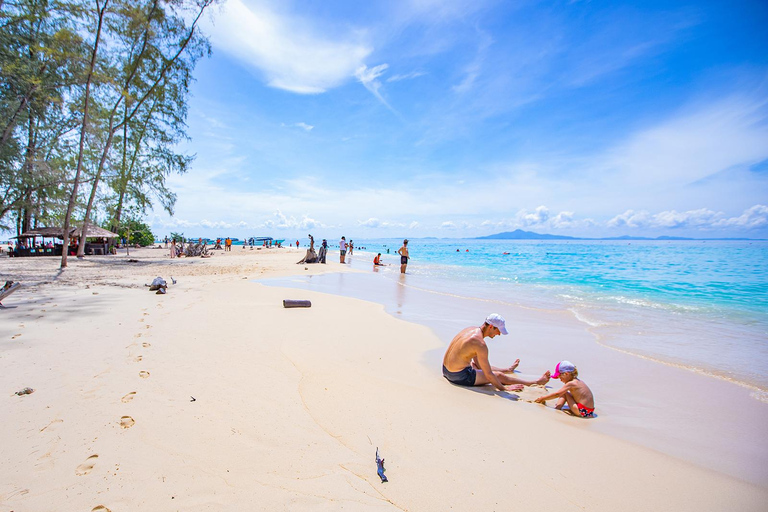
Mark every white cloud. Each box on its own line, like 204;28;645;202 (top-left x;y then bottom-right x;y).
282;122;314;131
157;217;245;231
358;217;380;228
200;219;234;229
516;205;550;226
409;221;420;229
357;217;406;228
387;71;426;82
652;208;721;228
606;210;654;229
262;210;323;230
602;96;768;188
714;204;768;229
551;211;579;228
355;64;396;111
206;0;371;94
440;221;457;229
607;205;768;231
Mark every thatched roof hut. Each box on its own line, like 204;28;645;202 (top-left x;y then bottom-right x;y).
16;225;119;239
69;225;119;238
15;227;65;238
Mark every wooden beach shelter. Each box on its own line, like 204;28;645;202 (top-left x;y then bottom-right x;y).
69;225;119;255
12;225;118;257
13;227;66;256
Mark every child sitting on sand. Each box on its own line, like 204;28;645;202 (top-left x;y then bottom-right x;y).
534;360;595;418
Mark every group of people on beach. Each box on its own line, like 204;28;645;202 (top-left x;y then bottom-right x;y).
443;313;595;418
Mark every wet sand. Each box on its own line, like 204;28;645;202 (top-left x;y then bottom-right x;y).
263;261;768;487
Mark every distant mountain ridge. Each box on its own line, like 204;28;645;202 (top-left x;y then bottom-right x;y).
475;229;758;241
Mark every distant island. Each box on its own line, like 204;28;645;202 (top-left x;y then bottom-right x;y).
475;229;760;241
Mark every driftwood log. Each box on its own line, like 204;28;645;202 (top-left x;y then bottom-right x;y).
283;299;312;308
0;281;21;307
184;242;209;257
297;249;318;264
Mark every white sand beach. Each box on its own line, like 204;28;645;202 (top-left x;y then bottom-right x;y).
1;247;766;511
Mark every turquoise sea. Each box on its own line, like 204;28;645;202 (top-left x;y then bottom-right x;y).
312;238;768;395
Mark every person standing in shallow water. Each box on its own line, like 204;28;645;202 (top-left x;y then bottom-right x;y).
397;239;409;273
339;236;347;264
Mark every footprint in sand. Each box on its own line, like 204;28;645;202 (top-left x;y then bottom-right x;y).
121;392;136;403
145;325;152;329
76;454;98;475
92;506;112;512
133;355;143;362
139;371;150;378
11;334;22;339
142;342;151;348
134;333;142;338
120;416;135;429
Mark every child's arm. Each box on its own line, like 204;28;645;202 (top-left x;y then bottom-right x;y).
534;382;574;403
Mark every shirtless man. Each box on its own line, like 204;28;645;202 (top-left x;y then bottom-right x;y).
397;239;409;273
442;313;551;391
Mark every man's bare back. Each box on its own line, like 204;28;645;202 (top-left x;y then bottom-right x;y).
443;326;504;372
442;315;550;392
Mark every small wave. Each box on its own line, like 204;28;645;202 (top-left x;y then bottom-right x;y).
591;333;768;403
600;295;702;313
568;308;609;327
558;293;585;302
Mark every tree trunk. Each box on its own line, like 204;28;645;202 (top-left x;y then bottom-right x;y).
77;122;115;257
77;0;210;258
21;115;35;234
60;0;109;269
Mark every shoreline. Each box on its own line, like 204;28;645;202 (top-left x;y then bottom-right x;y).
261;254;768;487
343;245;768;394
1;247;766;510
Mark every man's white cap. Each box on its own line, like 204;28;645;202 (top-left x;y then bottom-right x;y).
485;313;508;335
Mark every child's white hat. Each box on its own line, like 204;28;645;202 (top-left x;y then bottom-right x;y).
551;360;576;378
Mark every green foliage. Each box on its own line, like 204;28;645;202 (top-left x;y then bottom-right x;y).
0;0;215;238
115;218;155;246
169;231;184;243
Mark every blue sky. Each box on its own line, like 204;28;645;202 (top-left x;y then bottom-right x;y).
149;0;768;239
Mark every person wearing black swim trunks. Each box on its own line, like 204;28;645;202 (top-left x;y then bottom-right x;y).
397;239;409;274
442;314;552;391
